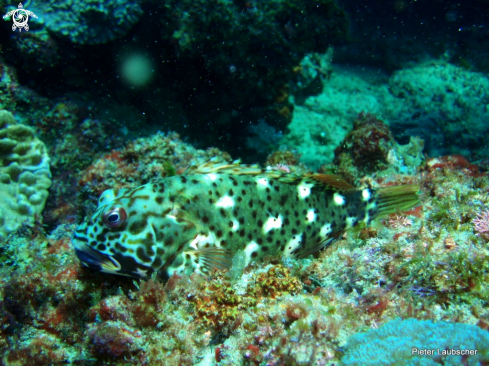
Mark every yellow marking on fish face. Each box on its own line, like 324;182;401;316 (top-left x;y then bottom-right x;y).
244;241;259;266
263;215;283;233
284;234;302;256
362;189;371;201
320;223;332;238
297;181;313;199
215;195;234;208
306;209;316;222
333;193;345;205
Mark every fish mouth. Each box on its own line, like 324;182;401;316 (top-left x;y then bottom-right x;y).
72;240;122;275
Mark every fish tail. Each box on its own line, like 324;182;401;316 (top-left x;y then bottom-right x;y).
374;185;421;217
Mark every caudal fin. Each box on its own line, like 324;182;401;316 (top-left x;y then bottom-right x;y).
375;185;421;217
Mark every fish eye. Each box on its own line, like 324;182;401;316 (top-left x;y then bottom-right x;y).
103;207;127;228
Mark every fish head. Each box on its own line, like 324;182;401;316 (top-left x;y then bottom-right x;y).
71;185;183;278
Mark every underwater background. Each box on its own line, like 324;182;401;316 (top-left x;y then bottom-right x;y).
1;0;489;364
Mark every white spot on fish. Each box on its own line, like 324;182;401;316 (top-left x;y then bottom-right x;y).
346;217;357;229
256;177;269;188
205;173;218;181
333;193;345;205
263;215;283;233
297;181;314;199
231;219;239;231
362;189;371;201
215;195;234;208
284;234;302;256
189;233;216;250
320;223;332;238
244;241;259;266
306;209;316;222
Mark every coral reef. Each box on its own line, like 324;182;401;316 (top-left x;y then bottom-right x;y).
282;60;489;169
0;148;489;364
27;0;143;44
0;110;51;239
341;318;489;366
76;131;231;215
158;0;348;102
388;62;489;157
334;113;424;184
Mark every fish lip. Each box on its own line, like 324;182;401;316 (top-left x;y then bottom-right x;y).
72;241;121;274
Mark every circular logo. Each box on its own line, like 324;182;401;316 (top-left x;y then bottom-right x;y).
12;8;29;30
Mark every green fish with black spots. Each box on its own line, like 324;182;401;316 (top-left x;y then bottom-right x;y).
72;161;420;279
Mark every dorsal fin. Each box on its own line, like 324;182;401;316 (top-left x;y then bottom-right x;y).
184;161;355;192
306;174;356;191
184;159;262;175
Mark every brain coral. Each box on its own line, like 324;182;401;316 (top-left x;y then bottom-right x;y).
28;0;142;44
0;110;51;239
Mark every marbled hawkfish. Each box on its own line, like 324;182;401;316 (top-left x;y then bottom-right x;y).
72;161;420;279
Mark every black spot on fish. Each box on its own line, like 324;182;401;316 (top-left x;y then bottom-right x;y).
239;217;245;224
242;189;246;195
257;220;263;227
266;187;270;193
292;229;298;235
192;179;199;184
212;182;217;187
252;211;257;219
202;216;209;223
238;197;243;202
220;240;227;247
262;246;269;252
267;236;273;243
251;251;258;258
229;189;234;196
294;211;299;218
152;256;163;269
239;229;245;237
248;233;253;240
209;198;214;204
284;218;290;226
229;221;234;227
164;237;174;246
96;228;109;242
257;238;263;245
296;219;300;226
216;230;223;238
156;196;164;204
220;208;226;217
267;195;271;201
249;200;254;208
137;247;151;263
181;176;187;184
210;225;215;231
97;244;106;251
